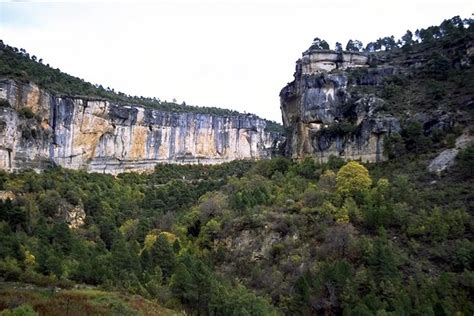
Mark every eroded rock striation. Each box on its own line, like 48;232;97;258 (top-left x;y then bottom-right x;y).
0;78;280;174
280;49;400;162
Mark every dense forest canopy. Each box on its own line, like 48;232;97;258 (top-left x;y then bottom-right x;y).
0;148;472;314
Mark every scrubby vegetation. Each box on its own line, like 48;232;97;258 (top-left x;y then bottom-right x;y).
0;146;472;314
311;15;473;53
0;283;177;315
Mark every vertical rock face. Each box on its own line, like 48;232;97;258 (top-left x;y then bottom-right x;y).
0;79;280;174
280;49;400;162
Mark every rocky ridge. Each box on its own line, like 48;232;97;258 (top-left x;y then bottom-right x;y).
0;78;281;174
280;49;401;162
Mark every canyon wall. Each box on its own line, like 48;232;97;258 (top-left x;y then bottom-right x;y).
0;79;280;174
280;49;400;162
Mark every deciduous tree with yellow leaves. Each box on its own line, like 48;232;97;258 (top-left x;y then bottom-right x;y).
336;161;372;197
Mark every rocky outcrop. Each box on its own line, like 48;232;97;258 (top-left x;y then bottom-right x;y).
0;79;281;174
428;132;473;174
63;205;86;229
280;49;400;162
299;49;369;74
0;190;15;201
221;227;299;262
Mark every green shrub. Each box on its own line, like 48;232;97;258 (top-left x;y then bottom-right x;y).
457;144;474;178
92;296;138;315
228;175;273;210
381;82;402;99
18;107;35;119
401;121;432;154
424;53;451;80
383;133;406;159
0;304;38;316
452;239;474;271
426;79;446;100
0;257;22;281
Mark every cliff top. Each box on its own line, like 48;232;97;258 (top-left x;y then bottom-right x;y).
302;48;368;56
0;41;284;133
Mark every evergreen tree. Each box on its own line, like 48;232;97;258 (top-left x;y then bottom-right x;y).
346;39;364;52
310;37;330;50
367;229;400;281
150;235;176;279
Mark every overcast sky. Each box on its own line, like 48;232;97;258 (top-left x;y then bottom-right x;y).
1;0;472;122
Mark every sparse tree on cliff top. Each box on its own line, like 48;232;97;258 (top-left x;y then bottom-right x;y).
310;37;330;50
365;42;376;52
346;39;364;52
383;36;398;50
402;30;414;46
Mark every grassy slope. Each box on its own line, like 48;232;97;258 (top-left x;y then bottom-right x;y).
0;282;181;316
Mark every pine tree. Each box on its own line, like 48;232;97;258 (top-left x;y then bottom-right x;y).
150;235;176;279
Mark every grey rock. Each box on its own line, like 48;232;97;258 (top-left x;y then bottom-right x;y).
0;78;282;174
428;148;459;174
428;132;473;174
280;50;400;162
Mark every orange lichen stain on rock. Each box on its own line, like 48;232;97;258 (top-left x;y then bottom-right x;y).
41;119;50;130
195;130;215;157
74;114;113;159
130;126;147;159
25;85;41;113
74;132;104;160
80;111;110;133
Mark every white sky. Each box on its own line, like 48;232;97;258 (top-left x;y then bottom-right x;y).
0;0;472;122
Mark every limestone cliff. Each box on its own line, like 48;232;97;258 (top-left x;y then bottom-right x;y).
280;49;400;162
0;78;280;174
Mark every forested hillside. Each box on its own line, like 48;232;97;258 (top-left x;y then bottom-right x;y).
1;147;472;314
0;16;473;316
